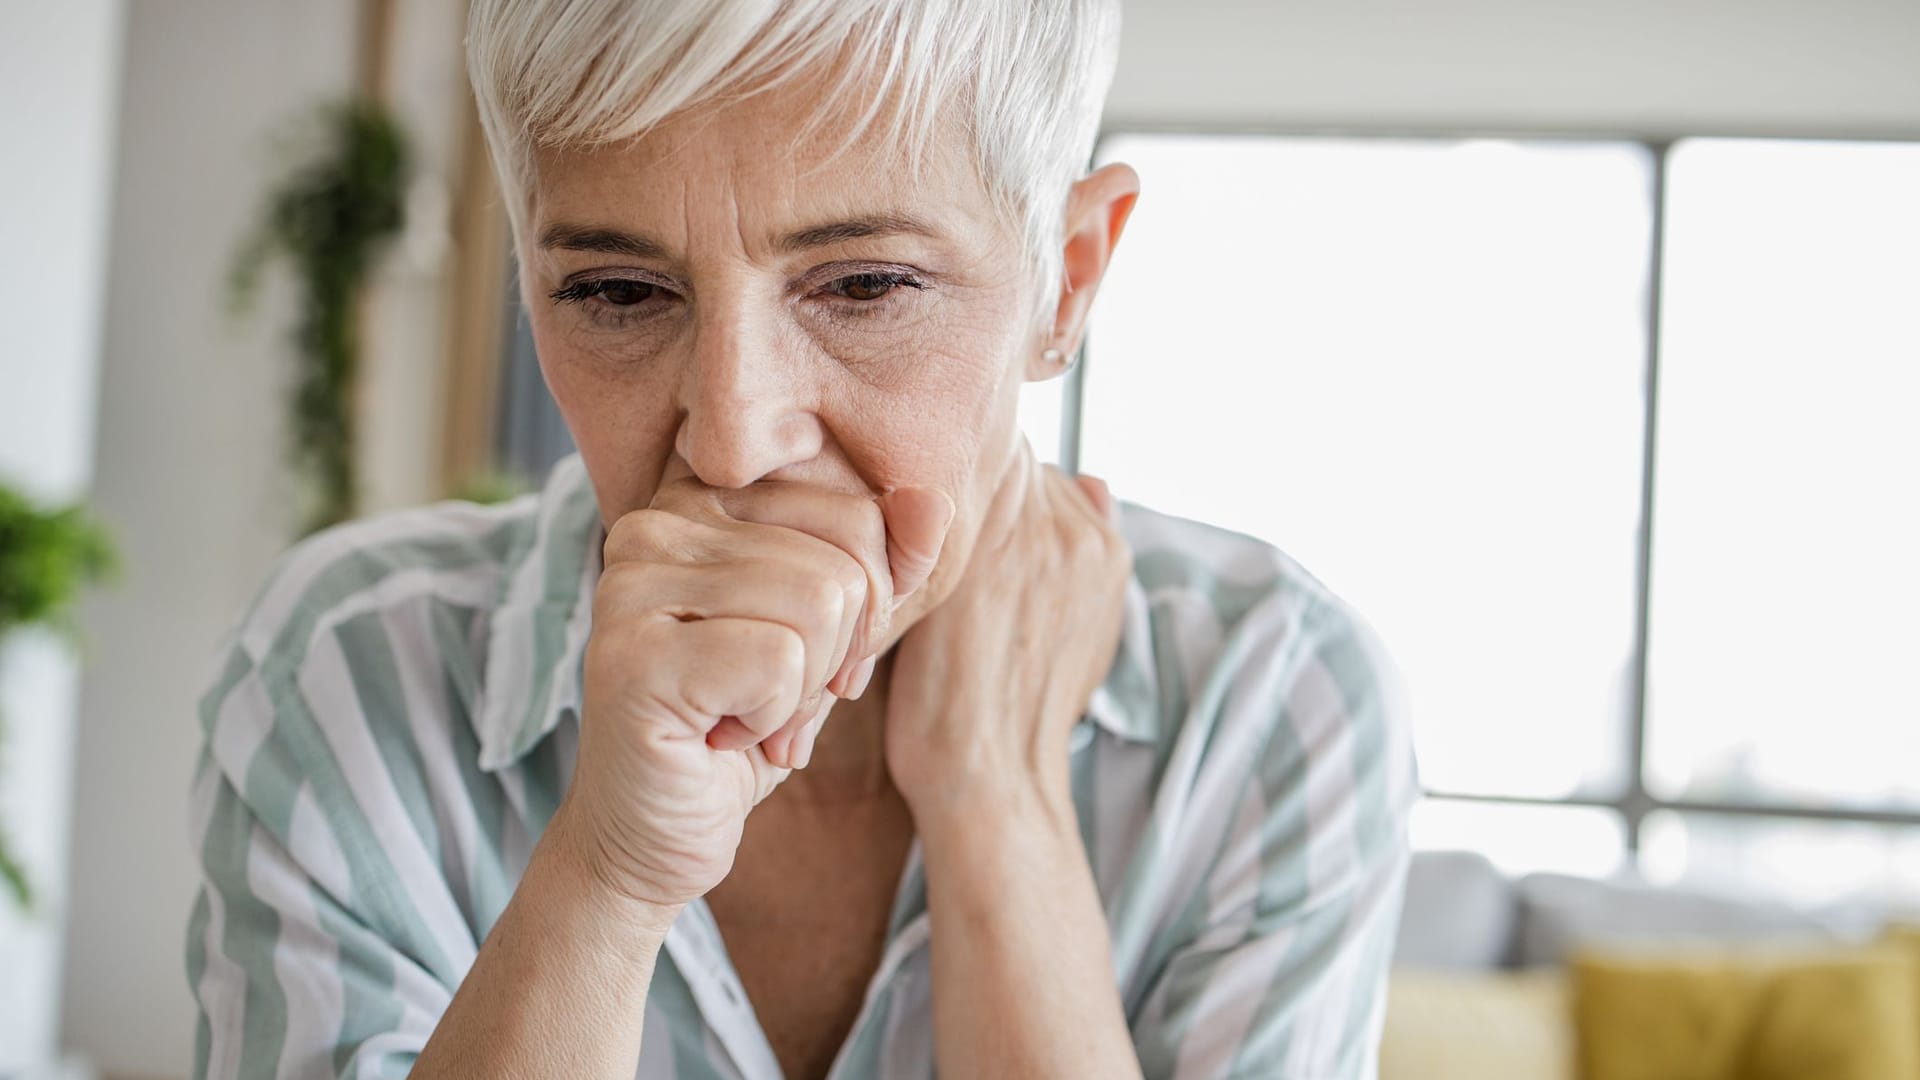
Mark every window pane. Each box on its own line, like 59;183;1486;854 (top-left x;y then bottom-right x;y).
1084;135;1652;799
1413;799;1627;879
1017;375;1066;468
1646;140;1920;811
1642;810;1920;910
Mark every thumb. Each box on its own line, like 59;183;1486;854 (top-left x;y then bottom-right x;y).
876;486;956;601
1073;473;1112;516
1073;472;1120;525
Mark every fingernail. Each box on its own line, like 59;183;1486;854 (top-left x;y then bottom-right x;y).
850;654;878;698
795;727;817;769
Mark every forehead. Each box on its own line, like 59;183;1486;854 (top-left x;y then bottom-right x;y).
527;72;1003;252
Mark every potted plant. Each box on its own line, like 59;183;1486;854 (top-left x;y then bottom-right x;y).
0;481;115;910
229;98;411;537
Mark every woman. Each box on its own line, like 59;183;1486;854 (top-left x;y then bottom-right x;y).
187;2;1416;1077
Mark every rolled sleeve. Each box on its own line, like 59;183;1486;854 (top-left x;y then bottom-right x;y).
185;646;461;1080
1132;602;1417;1079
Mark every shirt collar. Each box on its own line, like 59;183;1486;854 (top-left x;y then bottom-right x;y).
475;454;603;772
1082;564;1164;745
474;458;1164;771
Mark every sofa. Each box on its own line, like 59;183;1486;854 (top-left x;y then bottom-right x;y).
1382;851;1911;1079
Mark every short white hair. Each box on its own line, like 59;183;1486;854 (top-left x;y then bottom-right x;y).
465;0;1122;295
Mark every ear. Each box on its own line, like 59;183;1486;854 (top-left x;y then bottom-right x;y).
1026;162;1141;381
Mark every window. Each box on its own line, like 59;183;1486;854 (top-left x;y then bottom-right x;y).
1055;133;1920;896
1413;800;1627;881
1642;812;1920;912
1075;135;1653;803
1645;140;1920;815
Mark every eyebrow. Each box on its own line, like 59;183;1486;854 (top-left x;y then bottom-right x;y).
775;212;942;253
537;212;942;261
537;223;669;260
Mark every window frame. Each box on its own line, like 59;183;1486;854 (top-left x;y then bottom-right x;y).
1079;127;1920;861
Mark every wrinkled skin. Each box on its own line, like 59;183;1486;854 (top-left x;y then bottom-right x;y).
521;74;1139;909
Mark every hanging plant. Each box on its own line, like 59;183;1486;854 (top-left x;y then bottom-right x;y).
0;481;116;910
229;99;411;536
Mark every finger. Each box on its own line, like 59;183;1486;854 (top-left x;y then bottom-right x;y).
714;483;889;692
1073;473;1114;518
597;557;851;706
876;486;956;601
792;695;834;769
602;504;729;569
743;744;793;807
845;653;878;700
611;616;805;745
759;693;834;768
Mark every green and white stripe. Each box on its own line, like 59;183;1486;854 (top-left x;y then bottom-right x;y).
187;453;1417;1079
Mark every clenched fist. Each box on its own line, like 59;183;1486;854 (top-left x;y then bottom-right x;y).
551;474;954;912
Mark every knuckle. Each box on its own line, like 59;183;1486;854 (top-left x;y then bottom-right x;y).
584;617;656;674
765;623;808;683
594;560;668;618
854;498;887;548
804;574;844;618
836;556;870;603
605;508;699;564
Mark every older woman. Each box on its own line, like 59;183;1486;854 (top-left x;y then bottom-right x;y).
187;2;1415;1078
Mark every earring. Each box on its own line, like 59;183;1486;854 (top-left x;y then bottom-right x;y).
1042;347;1070;369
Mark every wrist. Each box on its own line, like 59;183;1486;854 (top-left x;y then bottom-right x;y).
895;724;1077;827
535;804;685;948
912;776;1079;862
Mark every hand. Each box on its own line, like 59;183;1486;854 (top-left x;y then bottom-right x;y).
555;476;951;912
884;443;1131;816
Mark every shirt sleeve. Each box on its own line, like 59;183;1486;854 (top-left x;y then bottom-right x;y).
184;638;470;1080
1129;597;1417;1080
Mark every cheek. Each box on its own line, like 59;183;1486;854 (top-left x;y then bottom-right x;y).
820;292;1028;492
529;309;683;511
821;300;1031;636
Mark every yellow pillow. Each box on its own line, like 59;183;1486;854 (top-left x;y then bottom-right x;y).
1878;921;1920;1001
1571;943;1920;1080
1379;970;1574;1080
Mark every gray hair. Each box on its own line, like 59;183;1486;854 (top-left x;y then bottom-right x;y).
465;0;1122;295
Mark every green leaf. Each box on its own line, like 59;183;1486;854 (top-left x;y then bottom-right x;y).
227;97;414;537
0;821;31;911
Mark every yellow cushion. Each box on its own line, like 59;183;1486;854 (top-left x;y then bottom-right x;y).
1379;969;1574;1080
1878;923;1920;953
1571;943;1920;1080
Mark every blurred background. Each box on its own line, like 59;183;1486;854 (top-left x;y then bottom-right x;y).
2;1;1917;1078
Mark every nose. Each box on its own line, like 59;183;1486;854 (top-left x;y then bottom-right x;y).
673;307;823;489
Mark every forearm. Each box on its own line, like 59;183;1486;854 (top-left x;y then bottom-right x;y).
918;784;1144;1080
411;807;678;1079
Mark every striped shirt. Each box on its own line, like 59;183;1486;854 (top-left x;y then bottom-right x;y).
186;452;1418;1079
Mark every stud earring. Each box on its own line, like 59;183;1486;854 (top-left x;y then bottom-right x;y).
1042;347;1069;368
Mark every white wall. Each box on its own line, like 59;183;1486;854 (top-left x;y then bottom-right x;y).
0;2;124;1073
1108;0;1920;137
51;1;1920;1077
61;4;359;1075
61;0;475;1074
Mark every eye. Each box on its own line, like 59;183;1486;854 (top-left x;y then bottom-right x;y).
824;271;924;302
549;278;660;307
596;280;654;306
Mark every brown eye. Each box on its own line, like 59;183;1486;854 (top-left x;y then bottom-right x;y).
598;280;654;306
833;273;902;301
